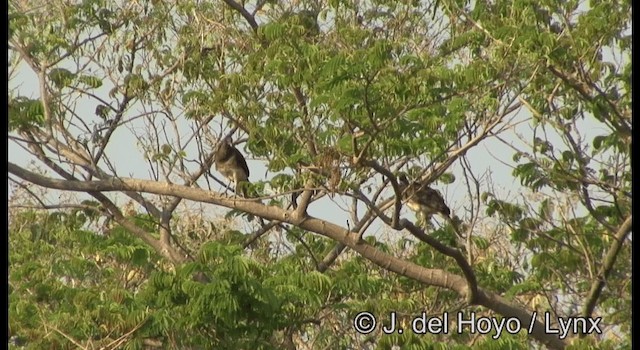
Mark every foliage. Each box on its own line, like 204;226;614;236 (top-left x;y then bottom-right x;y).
8;0;631;348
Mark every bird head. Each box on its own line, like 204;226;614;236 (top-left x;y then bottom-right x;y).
397;173;410;186
222;135;233;146
217;135;233;149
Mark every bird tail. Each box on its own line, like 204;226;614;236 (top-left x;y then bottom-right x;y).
445;214;463;239
237;180;250;198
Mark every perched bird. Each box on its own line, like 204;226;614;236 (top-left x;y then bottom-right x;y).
397;174;451;221
397;174;463;241
214;136;250;197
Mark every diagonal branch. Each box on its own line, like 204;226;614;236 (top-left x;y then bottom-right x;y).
11;151;185;264
363;160;403;229
221;0;259;31
28;130;163;218
546;64;627;127
8;162;571;349
581;215;632;323
317;242;347;272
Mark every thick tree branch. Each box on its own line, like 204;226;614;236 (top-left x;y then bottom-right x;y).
221;0;259;31
28;129;163;218
317;242;347;273
11;150;185;264
8;163;571;349
294;178;315;219
401;219;478;304
581;215;632;322
475;289;567;349
8;163;466;288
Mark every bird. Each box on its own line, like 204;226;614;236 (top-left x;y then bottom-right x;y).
214;136;250;197
397;174;451;221
397;174;464;240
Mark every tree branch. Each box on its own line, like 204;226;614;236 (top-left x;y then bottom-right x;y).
28;129;163;218
363;160;403;229
221;0;259;31
11;152;185;264
7;163;572;349
581;215;632;323
401;219;478;304
317;242;347;273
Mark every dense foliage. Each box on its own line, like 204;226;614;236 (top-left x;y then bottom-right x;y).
9;0;630;348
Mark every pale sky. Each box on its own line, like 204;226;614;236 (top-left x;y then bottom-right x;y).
8;4;628;239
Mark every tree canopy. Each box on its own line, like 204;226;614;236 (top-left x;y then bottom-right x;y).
8;0;631;349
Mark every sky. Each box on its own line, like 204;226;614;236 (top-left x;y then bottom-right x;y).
7;4;631;342
6;55;521;231
8;2;629;242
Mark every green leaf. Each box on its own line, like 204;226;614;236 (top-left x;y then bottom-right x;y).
48;68;75;88
131;248;149;266
260;22;285;42
9;97;45;130
77;75;103;89
438;173;455;184
593;135;606;150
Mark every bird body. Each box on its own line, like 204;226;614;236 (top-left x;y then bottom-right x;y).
397;174;464;240
214;137;250;197
398;174;451;220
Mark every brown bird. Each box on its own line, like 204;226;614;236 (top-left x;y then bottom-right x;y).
214;136;250;197
398;174;451;220
397;174;463;240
